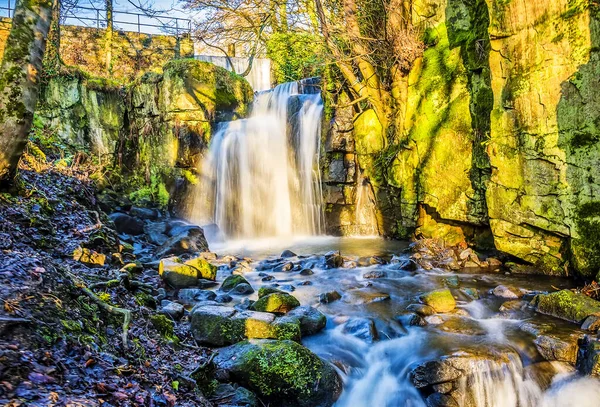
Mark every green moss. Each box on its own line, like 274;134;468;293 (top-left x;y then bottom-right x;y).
221;275;250;291
420;288;456;313
252;293;301;314
135;292;157;308
571;202;600;277
183;257;217;281
149;314;176;339
258;286;284;298
535;289;600;323
61;319;82;333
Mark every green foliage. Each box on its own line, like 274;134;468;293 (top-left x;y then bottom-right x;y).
129;172;170;209
267;32;325;84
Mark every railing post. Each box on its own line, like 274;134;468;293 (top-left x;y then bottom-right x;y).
7;0;11;18
97;9;99;28
137;14;140;33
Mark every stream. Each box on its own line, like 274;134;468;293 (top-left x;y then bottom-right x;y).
208;236;600;407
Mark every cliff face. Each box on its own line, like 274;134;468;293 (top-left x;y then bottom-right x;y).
323;0;600;277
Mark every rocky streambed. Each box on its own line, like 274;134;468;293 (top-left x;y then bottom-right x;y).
121;210;600;407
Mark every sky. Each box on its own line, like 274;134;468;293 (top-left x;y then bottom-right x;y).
0;0;196;35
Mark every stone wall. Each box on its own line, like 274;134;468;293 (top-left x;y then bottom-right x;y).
322;0;600;277
0;21;194;81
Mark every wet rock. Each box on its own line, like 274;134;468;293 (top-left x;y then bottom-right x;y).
411;359;463;388
576;336;600;376
159;301;184;320
499;300;527;312
257;287;284;298
344;290;390;305
156;225;209;258
324;251;344;269
213;339;342;407
231;283;255;295
343;260;358;268
73;246;106;266
396;259;419;271
443;276;459;288
252;293;300;314
198;278;219;289
216;294;233;304
178;288;217;304
221;275;253;293
459;288;479;301
425;315;444;324
534;333;581;363
519;321;555;336
437;317;486;336
286;306;327;336
129;206;159;220
492;285;525;299
275;262;294;272
363;270;387;279
159;257;216;288
420;289;456;313
190;306;301;346
487;257;503;268
110;212;145;235
407;304;436;316
426;393;459;407
343;318;378;343
581;315;600;332
281;250;297;258
300;268;314;276
320;291;342;304
357;256;384;267
534;290;600;323
408;313;427;327
261;275;275;282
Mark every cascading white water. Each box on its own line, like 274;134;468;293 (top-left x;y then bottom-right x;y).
192;82;324;239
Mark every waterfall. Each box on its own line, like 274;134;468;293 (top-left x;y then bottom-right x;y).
192;81;324;239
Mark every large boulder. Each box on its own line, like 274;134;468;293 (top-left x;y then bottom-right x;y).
213;339;342;407
156;225;209;258
286;306;327;336
534;290;600;323
158;256;216;288
221;275;254;294
419;289;456;313
190;305;300;346
324;251;344;269
109;213;145;235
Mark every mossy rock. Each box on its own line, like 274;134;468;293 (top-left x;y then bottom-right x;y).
73;246;106;267
258;286;284;298
221;275;252;292
190;306;301;346
213;339;342;407
252;293;301;314
286;306;327;336
158;257;203;288
419;289;456;313
534;290;600;324
184;257;217;281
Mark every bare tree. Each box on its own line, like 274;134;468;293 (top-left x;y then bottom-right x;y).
315;0;423;135
0;0;55;185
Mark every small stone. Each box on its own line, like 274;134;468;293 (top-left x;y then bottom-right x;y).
343;318;378;343
407;303;436;316
408;313;427;327
221;275;252;292
300;268;314;276
0;233;13;250
492;285;523;299
216;294;233;303
276;262;294;272
258;286;284;298
178;288;217;304
73;246;106;267
443;276;459;288
320;291;342;304
363;270;387;279
262;275;275;282
231;283;255;295
286;306;327;336
281;250;297;258
499;300;526;312
324;251;344;269
534;333;581;363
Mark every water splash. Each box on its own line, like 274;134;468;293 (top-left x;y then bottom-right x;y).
192;82;324;239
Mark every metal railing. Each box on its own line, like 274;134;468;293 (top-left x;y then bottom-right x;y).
0;2;191;36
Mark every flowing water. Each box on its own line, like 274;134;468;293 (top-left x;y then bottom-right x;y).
210;237;600;407
192;82;324;239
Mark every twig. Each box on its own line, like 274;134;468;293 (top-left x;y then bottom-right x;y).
77;210;103;234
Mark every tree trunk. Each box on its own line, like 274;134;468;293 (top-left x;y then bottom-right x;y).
105;0;113;74
43;0;61;70
0;0;54;184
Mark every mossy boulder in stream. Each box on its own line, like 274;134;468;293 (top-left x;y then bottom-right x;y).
213;339;342;407
534;290;600;324
420;289;456;313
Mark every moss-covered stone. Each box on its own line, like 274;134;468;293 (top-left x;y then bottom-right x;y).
213;339;342;407
257;286;284;299
183;257;217;281
420;288;456;313
158;256;214;288
252;293;301;314
220;275;251;292
73;246;106;266
534;290;600;323
149;314;175;339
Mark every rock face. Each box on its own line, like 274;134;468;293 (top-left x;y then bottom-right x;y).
321;0;600;277
213;340;342;407
36;59;253;213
